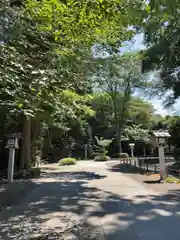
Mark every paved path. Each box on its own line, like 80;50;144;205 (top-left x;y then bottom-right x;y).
0;161;180;239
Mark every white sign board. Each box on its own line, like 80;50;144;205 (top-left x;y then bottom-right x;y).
5;138;19;149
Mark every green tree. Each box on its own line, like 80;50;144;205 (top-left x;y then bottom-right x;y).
94;136;112;157
26;0;147;51
142;1;180;105
0;1;95;169
93;55;146;153
89;92;154;155
129;97;154;129
169;117;180;161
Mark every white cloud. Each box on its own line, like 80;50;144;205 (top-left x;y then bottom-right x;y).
127;34;179;116
120;33;145;52
150;98;171;116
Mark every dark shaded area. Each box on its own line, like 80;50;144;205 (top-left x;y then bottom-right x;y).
41;170;107;180
108;163;145;174
143;180;162;184
0;180;36;212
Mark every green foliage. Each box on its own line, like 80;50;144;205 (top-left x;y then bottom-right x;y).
0;0;96;170
93;136;112;157
130;98;154;129
169;117;180;161
95;136;112;148
2;0;179;168
123;125;149;142
58;157;76;166
91;54;149;153
94;155;110;162
0;0;96;123
26;0;146;52
89;92;153;154
142;1;180;104
165;177;180;184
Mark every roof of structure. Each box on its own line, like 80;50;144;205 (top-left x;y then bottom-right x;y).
152;130;171;138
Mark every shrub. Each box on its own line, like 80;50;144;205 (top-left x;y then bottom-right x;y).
119;153;129;158
165;177;180;184
59;157;76;166
94;155;111;161
111;153;129;158
93;137;113;158
171;162;180;170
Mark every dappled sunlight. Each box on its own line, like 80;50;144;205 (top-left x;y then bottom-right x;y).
1;167;180;239
150;208;173;217
137;215;155;221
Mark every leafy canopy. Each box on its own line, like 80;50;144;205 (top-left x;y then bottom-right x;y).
26;0;147;51
142;1;180;104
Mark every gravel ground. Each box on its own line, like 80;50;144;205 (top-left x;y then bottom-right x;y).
0;180;37;212
2;162;180;240
0;164;105;240
8;216;100;240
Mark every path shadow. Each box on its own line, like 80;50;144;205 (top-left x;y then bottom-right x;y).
109;164;143;174
1;169;180;239
0;180;36;212
143;180;162;184
41;170;107;180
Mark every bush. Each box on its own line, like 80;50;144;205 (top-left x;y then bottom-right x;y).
59;157;76;166
165;177;180;184
171;162;180;170
119;153;129;158
94;155;111;161
111;153;129;158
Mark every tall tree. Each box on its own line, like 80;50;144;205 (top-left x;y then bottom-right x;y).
93;55;145;153
0;0;95;169
142;1;180;105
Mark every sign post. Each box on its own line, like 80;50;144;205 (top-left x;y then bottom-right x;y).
129;143;135;165
153;131;170;181
5;136;19;183
158;138;166;180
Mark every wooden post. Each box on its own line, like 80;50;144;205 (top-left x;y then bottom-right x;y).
165;165;168;177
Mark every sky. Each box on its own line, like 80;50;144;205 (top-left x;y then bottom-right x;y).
122;33;179;116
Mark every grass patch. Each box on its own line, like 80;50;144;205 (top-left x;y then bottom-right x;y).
165;176;180;184
58;157;76;166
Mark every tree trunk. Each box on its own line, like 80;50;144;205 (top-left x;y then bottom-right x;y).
48;128;52;154
119;136;122;154
31;118;40;167
117;127;122;154
42;128;52;161
20;116;31;169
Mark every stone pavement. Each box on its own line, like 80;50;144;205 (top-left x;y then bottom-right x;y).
0;161;180;239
